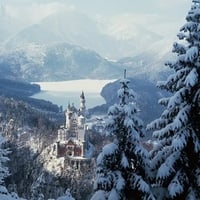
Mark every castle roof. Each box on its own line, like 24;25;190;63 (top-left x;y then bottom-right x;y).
80;91;85;99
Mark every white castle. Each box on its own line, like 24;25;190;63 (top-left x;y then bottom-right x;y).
55;91;89;159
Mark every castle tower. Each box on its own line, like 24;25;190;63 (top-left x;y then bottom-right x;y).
65;103;79;139
65;103;73;129
80;91;86;116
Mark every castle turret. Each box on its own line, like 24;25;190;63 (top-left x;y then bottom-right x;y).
80;91;86;116
65;103;79;139
65;103;73;129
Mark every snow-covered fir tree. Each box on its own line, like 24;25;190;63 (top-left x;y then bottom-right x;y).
0;136;9;187
30;173;45;200
57;189;75;200
91;73;154;200
0;135;24;200
147;1;200;199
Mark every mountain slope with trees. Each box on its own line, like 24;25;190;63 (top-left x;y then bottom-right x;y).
0;43;123;82
92;77;167;127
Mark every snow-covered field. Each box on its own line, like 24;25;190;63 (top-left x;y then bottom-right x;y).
32;79;116;109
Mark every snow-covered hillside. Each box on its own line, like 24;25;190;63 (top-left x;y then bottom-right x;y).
0;40;173;82
0;42;123;81
100;77;168;126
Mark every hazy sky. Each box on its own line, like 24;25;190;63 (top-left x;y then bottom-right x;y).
1;0;191;25
64;0;191;18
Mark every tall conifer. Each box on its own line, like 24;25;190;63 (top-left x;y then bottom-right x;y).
147;1;200;199
92;72;154;200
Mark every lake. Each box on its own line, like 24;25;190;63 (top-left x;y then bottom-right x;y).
31;79;116;109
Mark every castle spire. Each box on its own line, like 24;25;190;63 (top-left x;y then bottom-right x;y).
80;91;85;100
124;69;127;79
80;91;86;115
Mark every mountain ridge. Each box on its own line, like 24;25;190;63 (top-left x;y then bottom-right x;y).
0;42;124;82
3;9;163;59
0;39;173;82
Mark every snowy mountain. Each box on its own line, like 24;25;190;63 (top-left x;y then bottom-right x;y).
118;39;175;81
97;14;163;58
0;39;173;82
0;6;174;83
0;42;123;81
4;9;162;59
0;3;175;83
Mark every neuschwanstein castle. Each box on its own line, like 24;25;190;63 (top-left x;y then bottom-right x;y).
53;92;91;166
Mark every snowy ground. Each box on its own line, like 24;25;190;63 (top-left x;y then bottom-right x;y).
32;79;116;109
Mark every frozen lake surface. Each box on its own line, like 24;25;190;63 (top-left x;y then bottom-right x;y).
32;79;115;109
